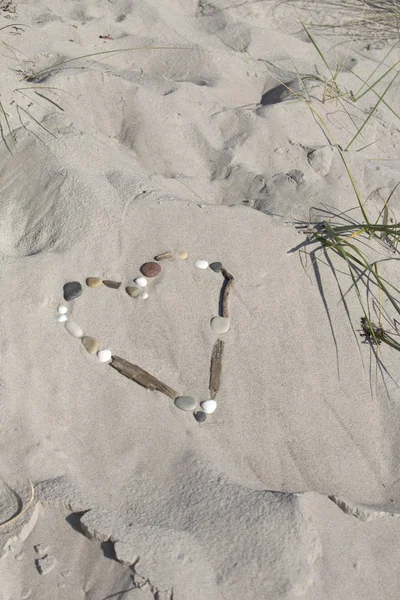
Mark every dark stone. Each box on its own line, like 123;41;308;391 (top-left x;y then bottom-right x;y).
141;262;162;278
194;411;207;423
209;262;222;273
63;281;82;301
103;280;122;289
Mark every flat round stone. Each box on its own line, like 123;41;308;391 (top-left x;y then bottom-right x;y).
63;281;82;301
64;321;83;338
209;262;222;273
195;259;209;269
81;336;100;355
57;305;68;314
194;411;207;423
140;262;161;278
86;277;103;288
200;399;217;414
177;250;188;260
210;316;230;334
174;396;197;412
134;277;148;288
97;349;112;363
57;314;68;323
126;286;140;298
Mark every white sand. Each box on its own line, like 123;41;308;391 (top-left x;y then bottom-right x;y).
1;0;400;598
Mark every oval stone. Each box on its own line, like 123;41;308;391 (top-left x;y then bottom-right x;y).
65;321;83;338
177;250;188;260
155;251;174;261
174;396;197;412
140;262;161;278
57;314;68;323
195;259;209;269
86;277;103;288
134;277;148;287
210;316;230;334
97;349;112;363
57;305;68;314
103;280;122;289
126;286;140;298
200;399;217;414
63;281;82;301
81;336;100;355
194;411;207;423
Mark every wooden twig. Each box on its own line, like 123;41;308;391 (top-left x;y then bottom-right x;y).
209;339;224;399
220;268;234;319
110;356;178;400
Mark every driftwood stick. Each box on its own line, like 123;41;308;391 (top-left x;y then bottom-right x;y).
209;339;224;399
220;268;234;319
110;356;178;400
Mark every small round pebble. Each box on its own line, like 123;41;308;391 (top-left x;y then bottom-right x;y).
142;291;149;300
174;396;197;412
194;411;207;423
140;262;161;278
177;250;188;260
195;259;209;269
209;262;222;273
126;286;140;298
64;320;83;338
86;277;103;288
57;305;68;315
57;314;68;323
63;281;82;301
210;316;230;334
134;277;148;287
97;349;112;363
200;399;217;414
81;336;100;355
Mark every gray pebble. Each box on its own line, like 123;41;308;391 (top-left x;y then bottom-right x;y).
194;411;207;423
174;396;197;412
209;262;222;273
63;281;82;301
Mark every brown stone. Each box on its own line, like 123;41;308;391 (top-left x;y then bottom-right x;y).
86;277;103;288
126;286;140;298
154;251;174;261
103;280;122;289
140;262;161;278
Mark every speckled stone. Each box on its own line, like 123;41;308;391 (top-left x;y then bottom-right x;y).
126;286;140;298
103;280;122;289
195;259;209;269
194;411;207;423
209;262;222;273
86;277;103;288
200;399;217;414
81;336;100;355
97;349;112;363
63;281;82;301
210;316;230;334
65;320;83;338
140;262;161;278
174;396;197;412
177;250;188;260
155;251;174;261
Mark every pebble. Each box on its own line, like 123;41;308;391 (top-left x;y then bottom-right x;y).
86;277;103;288
174;396;197;412
177;250;188;260
195;259;209;269
63;281;82;301
103;280;122;289
57;314;68;323
194;411;207;423
57;305;68;314
81;336;100;355
97;349;112;363
210;316;230;334
135;277;148;287
155;251;174;261
126;286;140;298
65;321;83;338
209;262;222;273
142;291;149;300
140;262;161;278
200;399;217;414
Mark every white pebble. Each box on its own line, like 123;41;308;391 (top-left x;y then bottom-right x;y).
97;349;112;363
57;314;68;323
64;320;83;338
57;305;68;315
142;291;149;300
135;277;148;287
195;259;209;269
200;400;217;414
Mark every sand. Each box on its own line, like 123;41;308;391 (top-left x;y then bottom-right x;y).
1;0;400;598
